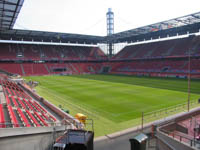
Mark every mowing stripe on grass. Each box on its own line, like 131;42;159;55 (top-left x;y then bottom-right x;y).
24;75;200;122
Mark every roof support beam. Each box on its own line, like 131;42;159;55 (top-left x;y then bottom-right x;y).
191;14;200;19
0;8;20;13
9;0;21;29
174;19;189;25
0;14;17;18
0;0;5;29
0;1;23;6
0;19;12;23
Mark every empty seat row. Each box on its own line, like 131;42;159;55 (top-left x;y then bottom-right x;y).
17;97;27;110
0;43;106;61
110;58;200;75
34;111;48;126
0;104;5;128
1;78;57;128
17;108;31;127
113;36;200;60
7;105;19;127
25;109;41;127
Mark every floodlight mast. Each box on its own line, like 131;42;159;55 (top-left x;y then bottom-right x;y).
107;8;114;57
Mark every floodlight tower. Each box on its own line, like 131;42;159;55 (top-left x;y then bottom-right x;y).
106;8;114;57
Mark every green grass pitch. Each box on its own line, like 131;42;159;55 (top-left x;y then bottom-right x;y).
24;75;200;136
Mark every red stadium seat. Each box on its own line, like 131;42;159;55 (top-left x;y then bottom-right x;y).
11;96;19;107
34;111;48;126
49;114;57;122
34;101;47;113
17;108;31;127
7;105;19;127
23;99;35;111
18;98;27;110
29;100;41;112
0;104;6;128
25;109;41;127
6;95;11;105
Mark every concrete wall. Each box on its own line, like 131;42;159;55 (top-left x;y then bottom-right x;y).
160;123;188;134
157;137;175;150
160;123;177;132
176;124;188;134
0;126;66;150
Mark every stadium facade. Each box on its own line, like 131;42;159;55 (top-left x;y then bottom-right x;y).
0;0;200;150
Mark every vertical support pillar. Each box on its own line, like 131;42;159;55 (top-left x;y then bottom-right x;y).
107;43;113;58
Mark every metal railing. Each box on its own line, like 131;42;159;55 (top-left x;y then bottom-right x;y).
160;129;200;148
143;100;199;126
0;118;94;131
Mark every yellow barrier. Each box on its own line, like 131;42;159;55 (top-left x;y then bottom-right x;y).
75;113;87;124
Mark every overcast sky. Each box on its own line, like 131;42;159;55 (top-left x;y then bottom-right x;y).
14;0;200;36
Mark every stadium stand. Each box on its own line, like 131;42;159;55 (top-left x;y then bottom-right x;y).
0;43;105;76
109;36;200;78
0;36;200;78
113;37;199;60
0;43;106;61
0;79;58;128
1;2;200;149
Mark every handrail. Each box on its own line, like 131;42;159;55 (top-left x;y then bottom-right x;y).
159;128;199;147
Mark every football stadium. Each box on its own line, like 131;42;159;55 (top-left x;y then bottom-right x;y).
0;0;200;150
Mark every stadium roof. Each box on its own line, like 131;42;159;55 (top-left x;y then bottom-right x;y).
0;29;105;44
0;5;200;44
0;0;104;44
0;0;24;30
107;11;200;43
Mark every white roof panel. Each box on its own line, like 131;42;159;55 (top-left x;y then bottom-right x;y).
0;0;24;30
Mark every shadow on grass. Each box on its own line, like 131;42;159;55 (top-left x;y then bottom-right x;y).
73;74;200;95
